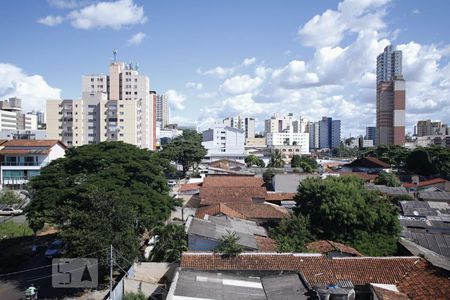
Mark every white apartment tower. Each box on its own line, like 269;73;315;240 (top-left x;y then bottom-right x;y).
264;114;309;154
155;93;169;128
223;115;255;139
47;56;156;149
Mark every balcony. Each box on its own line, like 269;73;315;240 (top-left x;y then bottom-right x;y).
1;162;40;166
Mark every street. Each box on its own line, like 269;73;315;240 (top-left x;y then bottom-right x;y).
0;214;27;225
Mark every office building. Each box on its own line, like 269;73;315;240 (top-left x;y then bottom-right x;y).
415;120;447;137
307;121;320;150
223;115;255;139
365;127;376;142
155;93;169;128
319;117;341;149
0;98;38;131
47;57;156;149
376;45;405;146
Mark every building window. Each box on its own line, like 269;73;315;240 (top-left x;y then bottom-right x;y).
90;78;94;82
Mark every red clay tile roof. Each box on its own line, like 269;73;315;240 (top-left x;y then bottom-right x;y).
180;253;450;299
265;192;296;201
372;285;410;300
196;203;288;220
178;182;202;193
0;149;51;155
1;139;64;148
202;176;264;187
347;156;391;169
402;178;448;188
255;236;278;252
306;240;362;256
339;172;379;182
199;186;267;206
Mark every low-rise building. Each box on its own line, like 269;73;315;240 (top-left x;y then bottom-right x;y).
201;124;246;163
271;173;318;193
0;140;67;189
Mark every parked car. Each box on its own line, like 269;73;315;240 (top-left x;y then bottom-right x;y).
0;207;23;216
45;240;65;259
167;180;177;187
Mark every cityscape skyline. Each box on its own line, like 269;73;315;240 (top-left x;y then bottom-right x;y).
1;0;450;137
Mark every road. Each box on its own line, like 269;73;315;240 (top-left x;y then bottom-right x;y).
0;214;27;224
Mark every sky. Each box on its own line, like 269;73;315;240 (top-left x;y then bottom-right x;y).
1;0;450;137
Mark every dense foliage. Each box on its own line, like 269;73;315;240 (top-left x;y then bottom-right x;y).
269;215;313;252
245;154;265;167
0;190;22;205
262;168;281;184
374;171;401;187
267;149;285;168
160;129;207;176
214;231;244;256
150;223;187;262
290;155;318;173
365;145;450;179
26;142;173;269
294;176;401;256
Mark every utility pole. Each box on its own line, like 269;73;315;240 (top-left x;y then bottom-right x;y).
109;245;113;300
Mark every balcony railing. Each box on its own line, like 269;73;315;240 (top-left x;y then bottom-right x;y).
1;162;39;166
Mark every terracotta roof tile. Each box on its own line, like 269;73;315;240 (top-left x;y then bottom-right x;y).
180;253;450;299
199;186;267;206
402;178;448;188
255;236;278;252
306;240;362;256
178;182;202;193
195;203;289;220
339;172;379;182
1;139;63;148
265;192;296;201
372;286;410;300
202;176;264;187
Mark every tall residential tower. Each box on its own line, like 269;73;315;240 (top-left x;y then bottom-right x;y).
376;45;405;146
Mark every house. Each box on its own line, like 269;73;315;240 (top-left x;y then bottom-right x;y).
185;215;276;252
199;176;267;206
271;173;318;193
305;240;362;257
179;252;450;300
177;182;202;195
402;178;449;192
195;202;288;224
344;156;391;172
365;184;410;197
0;139;67;189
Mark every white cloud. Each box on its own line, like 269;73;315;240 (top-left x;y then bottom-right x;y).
37;15;64;26
68;0;147;30
271;60;319;88
166;89;186;110
412;9;420;15
185;82;203;90
198;91;217;99
220;75;263;94
127;32;146;46
0;63;61;111
242;57;256;66
47;0;80;9
196;66;235;78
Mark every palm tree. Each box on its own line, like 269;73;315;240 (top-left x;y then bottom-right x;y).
268;149;284;168
149;224;187;262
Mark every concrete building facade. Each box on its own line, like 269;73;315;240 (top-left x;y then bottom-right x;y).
319;117;341;149
155;93;169;128
415;120;447;137
0;98;38;131
47;59;156;149
223;115;255;139
376;45;405;146
202;124;245;161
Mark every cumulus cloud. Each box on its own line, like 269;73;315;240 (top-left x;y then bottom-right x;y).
68;0;146;29
242;57;256;66
166;89;186;110
185;82;203;90
37;15;64;26
196;66;235;78
220;75;263;94
0;63;61;111
127;32;146;46
47;0;80;9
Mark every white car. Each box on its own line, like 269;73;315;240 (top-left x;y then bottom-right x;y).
167;180;177;187
0;207;23;216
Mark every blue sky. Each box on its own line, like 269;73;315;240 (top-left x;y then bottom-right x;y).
1;0;450;136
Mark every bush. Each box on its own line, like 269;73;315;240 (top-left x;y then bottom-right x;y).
214;231;244;257
0;190;22;205
124;291;147;300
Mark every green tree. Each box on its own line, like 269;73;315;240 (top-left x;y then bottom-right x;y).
294;176;400;256
0;190;22;206
406;149;437;175
268;149;284;168
124;291;146;300
270;215;313;252
161;131;207;176
290;155;318;173
245;155;265;167
374;171;401;187
214;231;244;256
263;168;280;184
26;142;173;269
150;224;187;262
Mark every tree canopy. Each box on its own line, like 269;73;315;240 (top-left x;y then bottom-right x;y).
149;223;187;262
294;176;401;256
290;155;318;173
26;142;173;269
267;149;285;168
245;154;265;167
214;231;244;257
160;130;207;176
269;215;313;252
0;190;22;206
374;171;401;187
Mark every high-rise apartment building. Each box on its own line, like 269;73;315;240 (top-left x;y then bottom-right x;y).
47;58;155;149
28;110;45;127
376;45;405;146
415;120;447;137
0;98;37;131
307;121;320;150
223;115;255;139
365;126;376;142
318;117;341;149
155;93;169;128
264;114;309;154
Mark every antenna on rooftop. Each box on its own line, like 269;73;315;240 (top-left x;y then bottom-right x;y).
113;49;118;62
